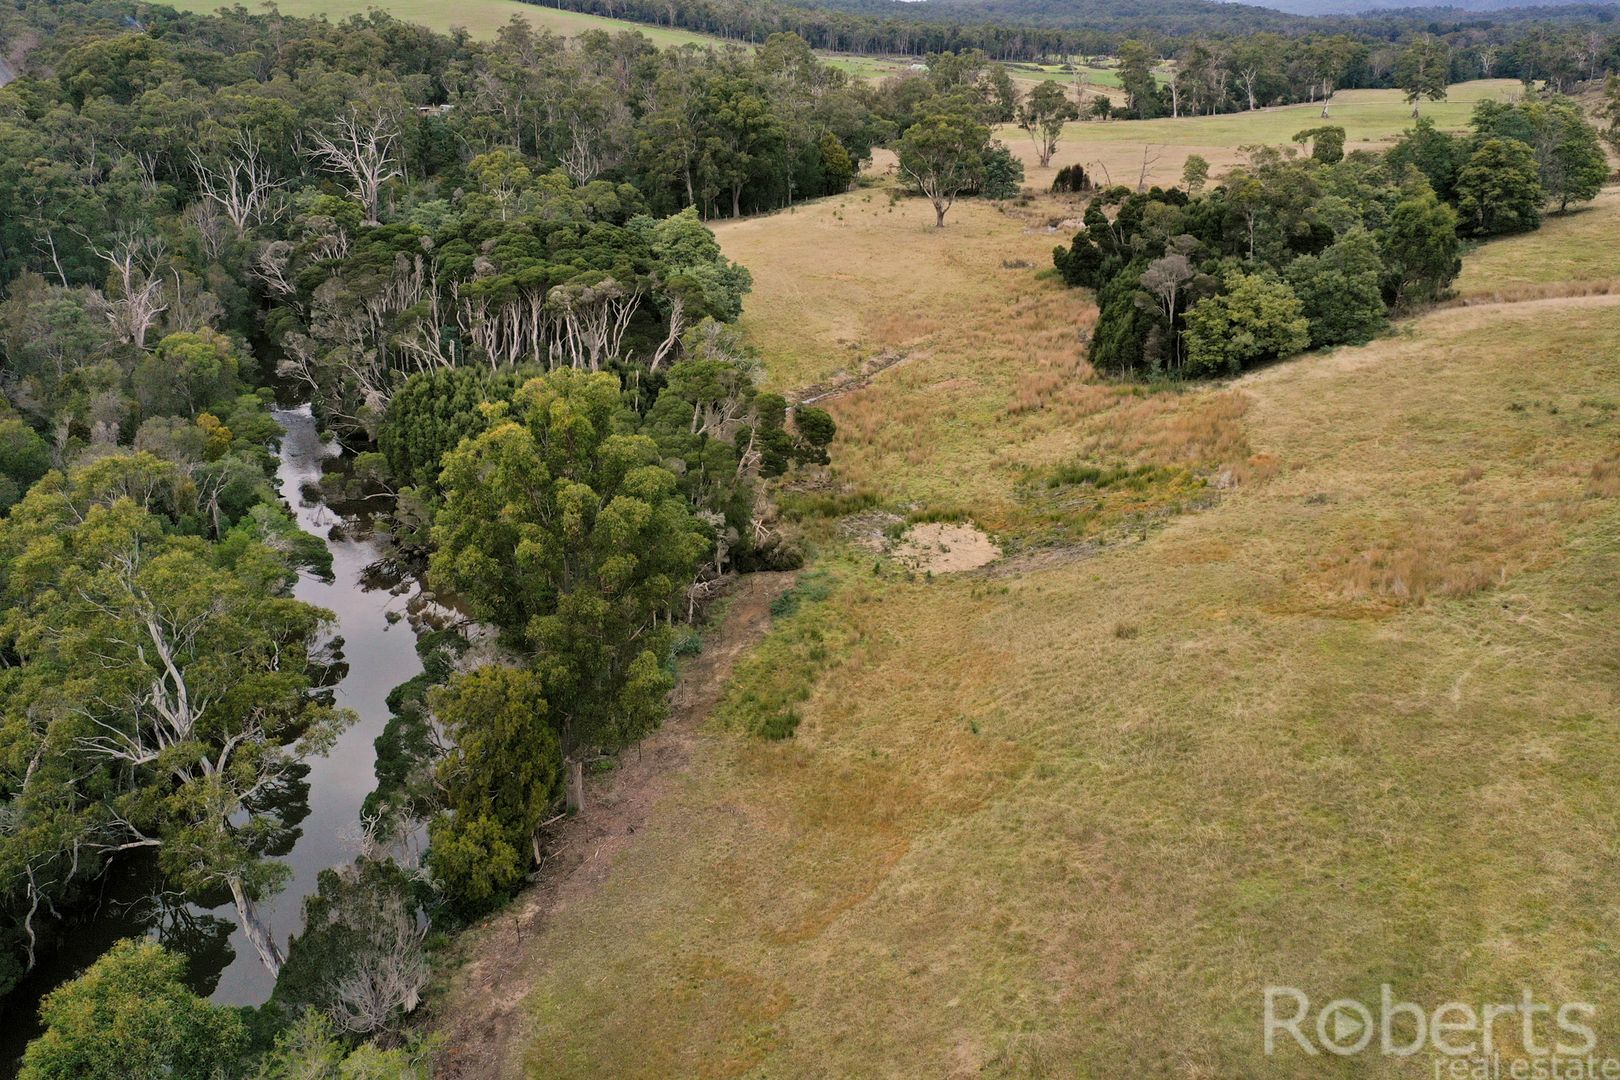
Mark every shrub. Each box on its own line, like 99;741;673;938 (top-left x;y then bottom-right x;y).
1052;164;1091;194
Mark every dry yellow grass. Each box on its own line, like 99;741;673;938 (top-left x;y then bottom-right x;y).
509;296;1620;1079
714;192;1252;539
482;151;1620;1076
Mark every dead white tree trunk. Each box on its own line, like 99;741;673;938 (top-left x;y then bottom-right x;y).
304;109;403;224
88;235;168;349
191;133;284;233
229;875;286;977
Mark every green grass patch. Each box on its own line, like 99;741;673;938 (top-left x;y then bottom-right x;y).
164;0;727;44
715;568;850;739
777;487;881;521
1043;461;1184;491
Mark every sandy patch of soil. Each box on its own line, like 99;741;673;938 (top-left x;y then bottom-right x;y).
892;522;1002;573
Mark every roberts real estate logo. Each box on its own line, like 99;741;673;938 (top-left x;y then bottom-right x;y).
1264;985;1617;1077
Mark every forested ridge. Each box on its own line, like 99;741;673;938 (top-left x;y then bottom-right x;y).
523;0;1620;67
523;0;1620;116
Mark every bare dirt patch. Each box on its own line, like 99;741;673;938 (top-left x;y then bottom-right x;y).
892;522;1002;573
427;570;797;1080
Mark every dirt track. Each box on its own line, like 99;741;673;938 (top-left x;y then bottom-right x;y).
430;570;796;1080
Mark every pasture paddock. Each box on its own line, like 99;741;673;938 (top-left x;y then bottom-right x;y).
501;189;1620;1075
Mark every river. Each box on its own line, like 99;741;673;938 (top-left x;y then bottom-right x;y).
0;405;422;1070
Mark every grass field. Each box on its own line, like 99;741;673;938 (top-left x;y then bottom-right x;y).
423;74;1620;1078
1004;58;1175;89
163;0;724;45
1455;187;1620;300
488;192;1620;1074
159;0;1152;90
712;195;1247;541
1002;80;1526;189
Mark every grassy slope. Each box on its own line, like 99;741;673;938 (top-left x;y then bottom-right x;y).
162;0;723;44
491;156;1620;1074
506;210;1620;1075
713;195;1245;541
1455;187;1620;299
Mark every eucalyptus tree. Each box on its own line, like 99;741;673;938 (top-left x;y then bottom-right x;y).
1019;81;1079;169
0;457;351;979
898;95;992;227
1396;36;1451;118
428;370;708;807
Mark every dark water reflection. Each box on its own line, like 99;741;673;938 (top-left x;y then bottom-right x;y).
0;405;423;1073
207;404;426;1004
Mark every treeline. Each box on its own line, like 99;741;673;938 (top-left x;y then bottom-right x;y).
1114;32;1608;120
528;0;1620;76
1053;94;1609;379
0;3;889;1074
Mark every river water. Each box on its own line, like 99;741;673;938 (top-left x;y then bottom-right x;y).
0;405;421;1069
208;403;426;1002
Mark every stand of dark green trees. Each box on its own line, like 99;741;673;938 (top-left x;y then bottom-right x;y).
1053;94;1607;379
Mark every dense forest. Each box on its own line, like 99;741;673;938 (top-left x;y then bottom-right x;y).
0;3;865;1074
0;3;1053;1075
532;0;1620;70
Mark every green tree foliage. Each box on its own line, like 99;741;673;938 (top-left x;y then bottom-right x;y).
638;206;754;360
378;367;533;491
20;939;247;1080
1385;118;1469;203
133;329;243;420
897;96;992;227
1293;125;1346;164
1473;98;1608;213
1284;229;1387;349
1088;256;1156;375
1396;36;1451;118
1455;137;1544;237
255;1009;438;1080
794;407;837;458
978;142;1027;200
1380;191;1462;306
817;131;856;195
428;666;561;915
1601;76;1620;155
0;461;350;978
1019;81;1080;168
1183;272;1310;377
0;406;51;512
1116;39;1165;119
1181;155;1210;194
428;370;708;758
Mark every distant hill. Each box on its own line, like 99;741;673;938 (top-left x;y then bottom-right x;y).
794;0;1620;30
1243;0;1618;15
784;0;1307;34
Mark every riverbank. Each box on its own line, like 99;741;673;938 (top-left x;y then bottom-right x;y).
0;407;428;1075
